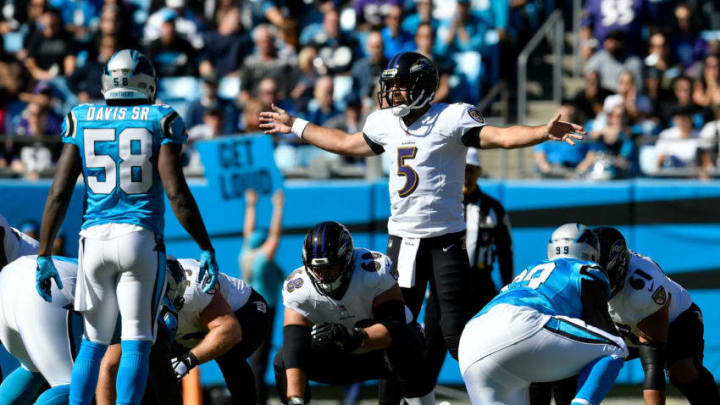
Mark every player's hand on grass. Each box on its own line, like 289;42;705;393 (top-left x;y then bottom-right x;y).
311;322;364;352
546;112;586;145
259;104;293;134
36;256;63;302
171;351;199;380
198;249;219;293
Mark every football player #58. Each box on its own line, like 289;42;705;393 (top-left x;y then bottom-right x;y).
260;51;586;364
459;224;628;405
275;222;435;405
594;227;720;405
34;49;218;405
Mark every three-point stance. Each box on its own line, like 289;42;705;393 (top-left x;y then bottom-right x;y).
274;222;435;405
35;49;218;405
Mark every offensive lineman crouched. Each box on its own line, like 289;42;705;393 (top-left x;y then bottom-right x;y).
594;227;720;405
274;222;435;405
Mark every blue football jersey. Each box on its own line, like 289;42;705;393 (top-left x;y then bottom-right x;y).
480;257;610;320
61;103;187;234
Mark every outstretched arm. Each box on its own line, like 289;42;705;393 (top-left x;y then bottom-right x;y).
38;143;82;256
259;104;375;157
477;112;585;150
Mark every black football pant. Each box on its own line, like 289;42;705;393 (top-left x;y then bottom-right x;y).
424;269;499;386
249;306;277;405
386;230;473;360
273;323;434;404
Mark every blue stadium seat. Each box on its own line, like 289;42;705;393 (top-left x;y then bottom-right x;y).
3;32;23;54
218;76;241;101
157;77;201;101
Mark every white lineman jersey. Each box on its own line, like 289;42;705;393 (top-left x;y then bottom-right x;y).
362;103;485;238
283;248;398;330
0;215;39;264
608;251;692;340
0;255;79;387
175;258;253;348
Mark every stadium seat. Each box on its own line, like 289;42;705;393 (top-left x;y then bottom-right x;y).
157;77;201;101
3;32;23;54
332;75;353;110
218;76;241;101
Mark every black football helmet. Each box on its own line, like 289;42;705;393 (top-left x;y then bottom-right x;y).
302;221;354;298
593;226;630;297
378;51;439;117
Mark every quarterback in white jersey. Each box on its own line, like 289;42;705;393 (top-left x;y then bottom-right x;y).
0;214;39;267
276;222;434;405
260;51;586;363
594;227;719;405
96;258;270;405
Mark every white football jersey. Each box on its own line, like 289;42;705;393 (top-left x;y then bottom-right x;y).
0;255;77;311
175;258;253;348
283;248;398;330
363;103;485;238
608;251;692;341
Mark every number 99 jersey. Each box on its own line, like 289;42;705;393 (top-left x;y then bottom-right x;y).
61;103;187;234
479;257;610;320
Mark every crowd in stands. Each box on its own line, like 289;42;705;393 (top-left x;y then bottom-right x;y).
537;0;720;179
2;0;720;180
0;0;558;179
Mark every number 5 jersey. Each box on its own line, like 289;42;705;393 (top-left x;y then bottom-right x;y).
61;103;187;234
362;103;486;238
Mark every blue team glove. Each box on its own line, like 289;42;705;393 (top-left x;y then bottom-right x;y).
197;250;218;293
36;256;63;302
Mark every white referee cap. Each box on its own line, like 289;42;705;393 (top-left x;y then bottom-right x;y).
466;147;480;167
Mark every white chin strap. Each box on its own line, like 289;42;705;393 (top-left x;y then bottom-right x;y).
390;90;428;117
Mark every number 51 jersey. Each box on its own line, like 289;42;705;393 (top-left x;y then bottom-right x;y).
61;103;187;234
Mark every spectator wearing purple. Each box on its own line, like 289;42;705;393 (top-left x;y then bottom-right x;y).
581;0;648;58
353;0;403;29
351;30;387;101
669;3;708;69
381;5;414;60
240;24;299;103
25;8;76;80
144;13;197;77
199;7;251;79
8;99;62;180
585;30;643;93
185;74;239;135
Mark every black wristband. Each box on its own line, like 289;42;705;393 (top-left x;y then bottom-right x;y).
185;351;199;368
344;327;367;352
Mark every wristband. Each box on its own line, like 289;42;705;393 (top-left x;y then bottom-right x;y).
291;118;309;139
